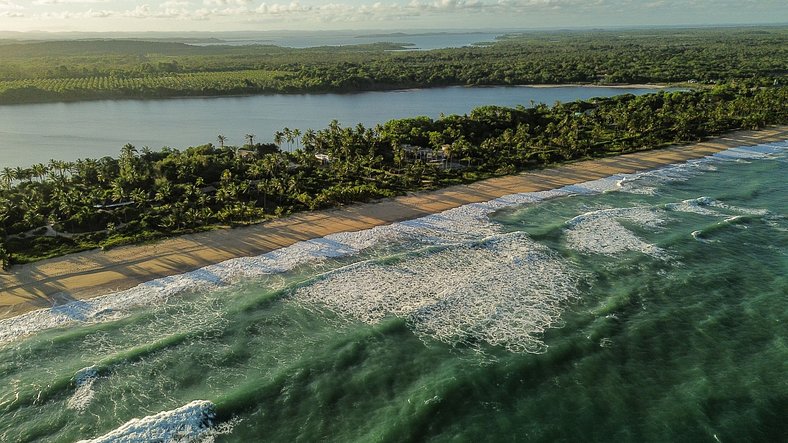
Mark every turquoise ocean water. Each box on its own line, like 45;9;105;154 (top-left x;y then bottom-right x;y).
1;140;786;442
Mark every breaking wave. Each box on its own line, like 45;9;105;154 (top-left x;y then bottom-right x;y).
293;232;579;353
76;400;219;443
614;140;787;195
665;196;781;241
666;196;771;218
67;366;100;412
564;207;667;257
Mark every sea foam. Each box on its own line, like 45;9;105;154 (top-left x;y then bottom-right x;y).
294;232;578;353
564;207;667;257
666;196;771;218
76;399;216;443
67;366;100;412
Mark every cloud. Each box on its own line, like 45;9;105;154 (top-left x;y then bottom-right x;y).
255;1;311;15
203;0;251;6
0;0;23;9
160;0;191;7
246;0;587;22
124;3;198;18
40;8;113;18
32;0;109;5
9;0;787;25
123;4;151;17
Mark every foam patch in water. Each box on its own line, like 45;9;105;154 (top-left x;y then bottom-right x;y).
67;366;100;412
666;197;727;216
711;141;788;161
614;140;788;195
667;196;772;218
564;207;666;257
76;399;216;443
294;232;578;353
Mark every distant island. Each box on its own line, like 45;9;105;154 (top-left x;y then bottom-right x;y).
0;26;785;105
357;31;488;38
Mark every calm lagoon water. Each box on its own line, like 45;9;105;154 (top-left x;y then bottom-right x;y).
208;31;503;49
0;86;664;168
1;140;786;442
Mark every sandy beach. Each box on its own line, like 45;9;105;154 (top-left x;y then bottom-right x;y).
1;125;786;319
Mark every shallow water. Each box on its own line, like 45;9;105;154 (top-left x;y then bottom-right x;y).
0;141;786;442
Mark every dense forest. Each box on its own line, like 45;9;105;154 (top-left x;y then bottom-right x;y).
0;82;785;266
0;27;786;103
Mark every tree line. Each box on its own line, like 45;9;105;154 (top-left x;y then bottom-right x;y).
0;82;785;266
0;27;785;104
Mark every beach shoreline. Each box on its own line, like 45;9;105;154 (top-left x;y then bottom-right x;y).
2;125;786;320
523;83;670;89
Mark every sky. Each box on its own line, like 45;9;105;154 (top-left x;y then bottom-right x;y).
0;0;785;33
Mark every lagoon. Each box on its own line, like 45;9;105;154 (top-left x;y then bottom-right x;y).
0;85;665;168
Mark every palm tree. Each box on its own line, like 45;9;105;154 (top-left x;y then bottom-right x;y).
282;127;294;149
245;133;255;147
217;134;227;148
0;167;14;188
301;129;317;153
31;163;48;182
130;188;149;207
111;178;128;202
13;167;27;183
292;128;302;148
119;143;139;184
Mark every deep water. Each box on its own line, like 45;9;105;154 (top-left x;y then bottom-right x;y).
0;142;786;442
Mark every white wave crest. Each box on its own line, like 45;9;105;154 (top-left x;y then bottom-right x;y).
76;399;216;443
294;232;578;353
564;207;666;257
711;141;788;161
690;230;717;243
666;196;726;216
67;366;100;412
666;196;771;218
614;140;787;194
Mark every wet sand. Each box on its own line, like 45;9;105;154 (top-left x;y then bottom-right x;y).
1;126;786;319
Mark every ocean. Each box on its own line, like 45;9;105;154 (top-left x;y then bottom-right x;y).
1;140;786;442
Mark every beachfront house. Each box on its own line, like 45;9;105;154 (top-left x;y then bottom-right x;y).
315;154;331;165
236;149;256;160
400;143;443;162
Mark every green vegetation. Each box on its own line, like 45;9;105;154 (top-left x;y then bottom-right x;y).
0;82;785;266
0;27;786;103
0;70;293;102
